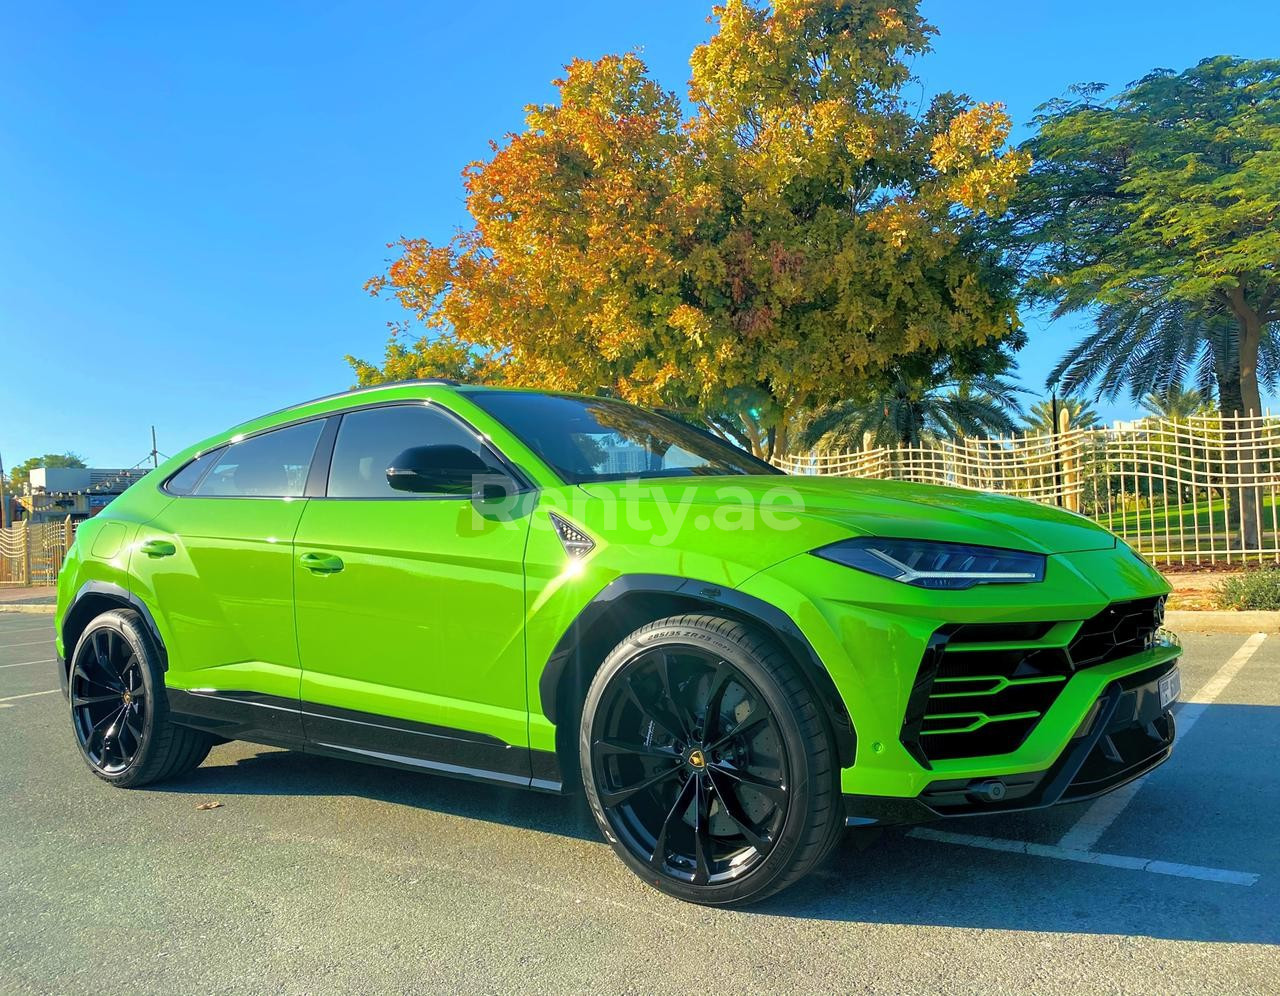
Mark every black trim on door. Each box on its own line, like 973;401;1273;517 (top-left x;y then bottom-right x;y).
165;688;563;792
304;416;341;498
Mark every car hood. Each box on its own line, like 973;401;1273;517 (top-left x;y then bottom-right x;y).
579;475;1117;555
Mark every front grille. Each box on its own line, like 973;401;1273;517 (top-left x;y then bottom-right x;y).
900;597;1165;765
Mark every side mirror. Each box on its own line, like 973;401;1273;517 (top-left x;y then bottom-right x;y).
386;445;497;496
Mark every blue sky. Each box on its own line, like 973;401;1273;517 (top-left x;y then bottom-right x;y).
2;1;1277;469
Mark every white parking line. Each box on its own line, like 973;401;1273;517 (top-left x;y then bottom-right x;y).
1057;632;1267;852
0;658;55;670
0;639;55;650
0;689;59;708
908;827;1259;886
0;626;52;636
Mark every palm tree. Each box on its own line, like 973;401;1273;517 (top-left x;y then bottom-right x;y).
798;370;1027;450
1139;385;1213;419
1022;397;1099;435
1049;298;1279;419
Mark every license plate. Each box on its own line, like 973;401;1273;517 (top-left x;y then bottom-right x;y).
1159;668;1182;709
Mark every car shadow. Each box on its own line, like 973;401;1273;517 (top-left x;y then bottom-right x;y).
154;701;1277;945
155;745;604;842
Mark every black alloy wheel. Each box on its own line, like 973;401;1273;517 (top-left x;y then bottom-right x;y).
590;645;789;885
71;626;147;774
67;609;214;787
581;614;843;905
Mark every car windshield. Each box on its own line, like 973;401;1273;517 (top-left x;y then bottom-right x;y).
467;391;784;483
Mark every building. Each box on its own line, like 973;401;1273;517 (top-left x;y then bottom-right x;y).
18;466;151;523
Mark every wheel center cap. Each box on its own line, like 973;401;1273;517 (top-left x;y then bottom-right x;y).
122;691;133;706
687;748;706;769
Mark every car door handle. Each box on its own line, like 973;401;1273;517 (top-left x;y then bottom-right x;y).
300;552;344;574
139;539;176;558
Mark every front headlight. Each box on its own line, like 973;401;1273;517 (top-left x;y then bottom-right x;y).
814;537;1046;590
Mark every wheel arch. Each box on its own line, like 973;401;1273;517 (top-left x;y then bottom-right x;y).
541;574;856;783
61;581;168;683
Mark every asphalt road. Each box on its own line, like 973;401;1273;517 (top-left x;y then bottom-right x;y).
2;613;1277;994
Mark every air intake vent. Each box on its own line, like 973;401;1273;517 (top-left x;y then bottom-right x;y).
549;512;595;559
901;597;1166;765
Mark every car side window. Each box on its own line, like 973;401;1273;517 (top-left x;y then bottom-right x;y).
326;404;502;498
192;421;325;498
164;447;225;495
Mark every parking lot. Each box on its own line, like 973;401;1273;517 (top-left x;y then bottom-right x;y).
1;612;1276;994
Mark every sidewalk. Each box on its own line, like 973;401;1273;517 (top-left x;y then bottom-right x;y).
0;585;56;613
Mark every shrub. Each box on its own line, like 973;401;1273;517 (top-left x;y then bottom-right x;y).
1217;568;1280;610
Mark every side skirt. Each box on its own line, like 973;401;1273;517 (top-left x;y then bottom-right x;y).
166;688;564;793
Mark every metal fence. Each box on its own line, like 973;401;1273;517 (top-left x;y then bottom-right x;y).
777;414;1280;566
0;518;77;587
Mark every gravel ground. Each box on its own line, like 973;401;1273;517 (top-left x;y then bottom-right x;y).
1;615;1276;994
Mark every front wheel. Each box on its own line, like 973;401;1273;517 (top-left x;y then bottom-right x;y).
580;614;843;905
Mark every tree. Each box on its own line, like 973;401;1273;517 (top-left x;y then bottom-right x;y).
358;1;1029;459
1139;386;1214;420
346;333;497;388
1014;57;1280;420
1023;398;1099;435
798;341;1026;449
7;452;86;491
1048;297;1280;413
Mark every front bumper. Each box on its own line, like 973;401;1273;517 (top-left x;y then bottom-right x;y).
843;657;1179;826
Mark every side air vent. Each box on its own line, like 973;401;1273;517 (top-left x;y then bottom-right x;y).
549;512;595;560
901;597;1166;765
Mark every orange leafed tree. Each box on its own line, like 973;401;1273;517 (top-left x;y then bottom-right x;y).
355;0;1029;458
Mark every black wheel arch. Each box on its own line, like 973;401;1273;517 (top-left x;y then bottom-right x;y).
61;581;167;687
541;574;856;780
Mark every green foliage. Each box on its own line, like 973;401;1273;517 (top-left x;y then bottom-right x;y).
1023;397;1099;434
345;333;494;388
1139;386;1215;419
6;452;86;491
798;341;1026;448
1218;568;1280;611
1014;57;1280;418
1049;298;1280;409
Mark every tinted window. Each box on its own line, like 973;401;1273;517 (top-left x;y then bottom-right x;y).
193;421;324;498
165;447;225;495
327;404;501;498
468;392;781;483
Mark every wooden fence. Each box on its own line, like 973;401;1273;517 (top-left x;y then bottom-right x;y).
0;517;77;587
777;414;1280;566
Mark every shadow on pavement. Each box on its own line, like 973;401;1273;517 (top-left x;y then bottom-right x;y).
155;701;1277;945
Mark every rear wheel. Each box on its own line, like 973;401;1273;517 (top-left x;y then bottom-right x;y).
580;614;842;905
69;609;213;787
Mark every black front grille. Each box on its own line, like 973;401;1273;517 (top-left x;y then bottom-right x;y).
900;597;1166;765
1068;597;1165;668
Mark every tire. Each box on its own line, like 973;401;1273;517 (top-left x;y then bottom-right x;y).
68;609;213;787
580;613;843;905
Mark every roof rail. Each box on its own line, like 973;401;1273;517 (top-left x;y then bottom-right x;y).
231;379;466;430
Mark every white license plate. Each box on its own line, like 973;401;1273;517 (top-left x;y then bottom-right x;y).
1159;668;1182;709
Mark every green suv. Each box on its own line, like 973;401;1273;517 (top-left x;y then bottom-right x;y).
55;381;1181;905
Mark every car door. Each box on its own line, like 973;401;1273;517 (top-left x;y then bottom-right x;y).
130;417;328;743
292;402;535;782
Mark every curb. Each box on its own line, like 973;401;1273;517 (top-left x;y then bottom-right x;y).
1165;609;1280;634
0;604;55;615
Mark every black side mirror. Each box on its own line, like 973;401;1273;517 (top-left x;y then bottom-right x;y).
386;445;495;496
